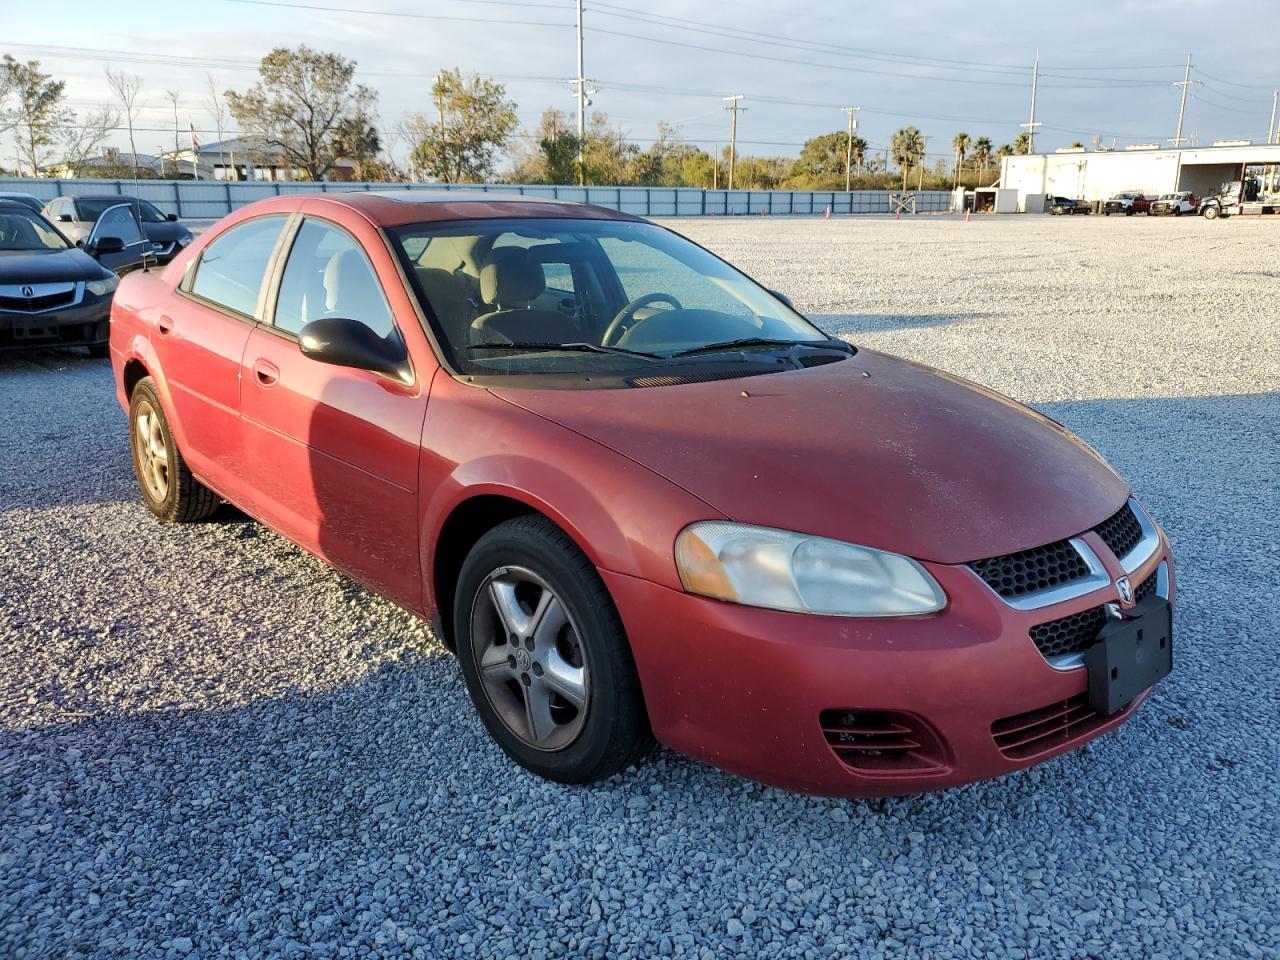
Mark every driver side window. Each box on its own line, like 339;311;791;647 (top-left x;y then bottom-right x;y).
596;237;742;316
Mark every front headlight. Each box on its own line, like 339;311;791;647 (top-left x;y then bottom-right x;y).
85;275;119;297
177;232;193;246
675;522;946;617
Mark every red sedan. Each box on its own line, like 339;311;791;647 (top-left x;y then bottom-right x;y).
109;192;1175;796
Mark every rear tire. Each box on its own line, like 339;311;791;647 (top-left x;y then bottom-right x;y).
129;377;220;523
453;515;653;784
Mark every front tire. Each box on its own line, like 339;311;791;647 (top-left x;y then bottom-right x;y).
128;377;220;523
453;515;652;784
1202;205;1219;220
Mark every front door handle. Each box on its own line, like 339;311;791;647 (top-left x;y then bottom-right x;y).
252;358;280;387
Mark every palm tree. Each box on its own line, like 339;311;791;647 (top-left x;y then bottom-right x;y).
1013;132;1033;155
890;126;925;191
973;136;992;174
849;134;867;172
994;144;1014;161
951;131;971;186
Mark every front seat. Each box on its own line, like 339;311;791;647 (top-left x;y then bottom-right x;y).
469;246;578;345
322;248;388;331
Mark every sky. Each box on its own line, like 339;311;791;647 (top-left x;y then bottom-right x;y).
4;0;1277;170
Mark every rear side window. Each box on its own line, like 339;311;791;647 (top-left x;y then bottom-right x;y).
273;218;396;338
190;216;287;318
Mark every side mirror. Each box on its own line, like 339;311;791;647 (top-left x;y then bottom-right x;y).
57;213;73;223
298;317;408;378
769;289;796;310
166;213;179;222
88;236;126;257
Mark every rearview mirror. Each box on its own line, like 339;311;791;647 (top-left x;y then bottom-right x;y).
88;236;126;257
298;317;408;378
166;213;179;222
57;213;73;223
769;289;796;310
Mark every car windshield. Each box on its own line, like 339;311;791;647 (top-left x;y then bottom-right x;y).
78;198;167;223
0;208;71;252
389;217;837;382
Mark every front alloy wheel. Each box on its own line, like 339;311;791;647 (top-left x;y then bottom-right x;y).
454;515;652;784
470;565;590;751
128;376;220;522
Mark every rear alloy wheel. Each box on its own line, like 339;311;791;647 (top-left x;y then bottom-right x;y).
454;515;651;783
129;377;220;522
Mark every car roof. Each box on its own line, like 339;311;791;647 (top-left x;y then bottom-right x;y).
298;189;644;227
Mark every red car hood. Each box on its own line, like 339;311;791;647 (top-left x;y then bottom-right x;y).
490;350;1129;564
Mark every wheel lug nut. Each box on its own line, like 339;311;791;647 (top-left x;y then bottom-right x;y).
508;633;518;646
507;655;517;669
524;637;535;651
531;662;543;677
521;672;531;686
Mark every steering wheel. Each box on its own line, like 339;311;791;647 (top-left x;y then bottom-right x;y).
601;293;683;346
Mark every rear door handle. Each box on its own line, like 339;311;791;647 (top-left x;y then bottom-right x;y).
252;358;280;387
156;315;174;337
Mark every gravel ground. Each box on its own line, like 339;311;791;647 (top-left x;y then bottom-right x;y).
2;214;1278;959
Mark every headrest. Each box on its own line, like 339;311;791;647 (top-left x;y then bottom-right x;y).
480;246;545;307
323;247;381;315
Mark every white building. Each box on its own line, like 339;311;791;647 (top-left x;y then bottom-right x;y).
999;142;1280;211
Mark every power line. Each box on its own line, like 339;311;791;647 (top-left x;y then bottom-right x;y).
223;0;572;26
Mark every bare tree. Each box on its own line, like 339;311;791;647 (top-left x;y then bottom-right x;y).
164;88;182;178
203;73;229;179
104;67;144;179
60;106;119;177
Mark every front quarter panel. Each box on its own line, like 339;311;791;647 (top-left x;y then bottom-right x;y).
419;375;724;612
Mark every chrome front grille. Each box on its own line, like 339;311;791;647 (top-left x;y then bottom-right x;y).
0;282;82;313
967;499;1160;611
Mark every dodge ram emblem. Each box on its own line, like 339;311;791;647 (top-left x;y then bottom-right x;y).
1116;576;1134;605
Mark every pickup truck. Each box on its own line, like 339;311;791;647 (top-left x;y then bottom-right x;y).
1148;192;1199;216
1103;192;1153;216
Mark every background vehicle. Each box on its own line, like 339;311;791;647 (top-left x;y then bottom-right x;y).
108;192;1174;797
1199;172;1280;219
1103;192;1153;216
1048;196;1091;215
1148;192;1199;216
0;200;127;355
43;195;193;263
0;192;45;215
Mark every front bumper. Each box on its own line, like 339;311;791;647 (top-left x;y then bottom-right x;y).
608;532;1174;796
0;296;111;351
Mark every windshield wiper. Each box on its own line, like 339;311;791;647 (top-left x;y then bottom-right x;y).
465;341;663;360
662;337;853;359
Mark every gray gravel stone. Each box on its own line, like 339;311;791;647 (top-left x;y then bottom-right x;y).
1;215;1277;959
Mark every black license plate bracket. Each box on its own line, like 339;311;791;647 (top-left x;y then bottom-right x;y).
1084;596;1173;715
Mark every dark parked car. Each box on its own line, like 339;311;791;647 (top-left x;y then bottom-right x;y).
0;192;46;214
108;192;1175;796
0;200;144;355
44;195;194;263
1049;196;1091;215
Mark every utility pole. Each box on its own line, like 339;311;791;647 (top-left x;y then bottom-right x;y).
574;0;586;185
1020;53;1042;153
1171;53;1198;147
841;105;860;191
917;135;927;192
724;95;745;190
1269;90;1278;144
